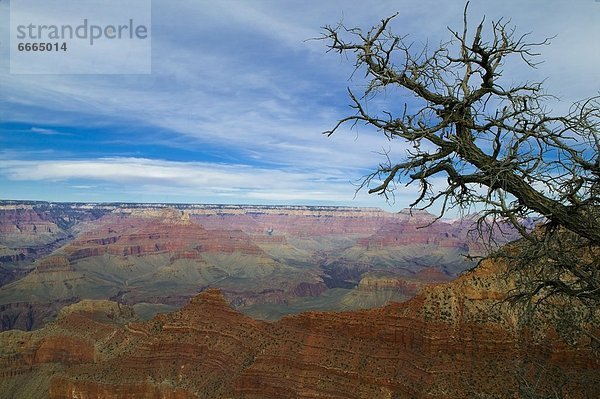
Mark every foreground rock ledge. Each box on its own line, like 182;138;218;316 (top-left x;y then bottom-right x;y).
1;260;599;399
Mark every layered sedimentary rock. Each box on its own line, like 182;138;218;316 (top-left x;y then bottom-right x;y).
192;212;390;237
359;219;468;250
35;255;72;272
357;268;451;297
1;207;308;329
1;201;518;331
0;208;59;235
0;247;30;287
64;212;268;261
0;257;598;399
0;203;110;259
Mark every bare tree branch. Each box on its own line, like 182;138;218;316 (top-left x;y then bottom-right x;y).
321;3;600;344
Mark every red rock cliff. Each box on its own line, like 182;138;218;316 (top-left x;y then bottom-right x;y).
0;259;597;398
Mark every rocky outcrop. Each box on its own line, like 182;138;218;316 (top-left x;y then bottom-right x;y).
357;269;451;297
34;335;96;364
0;260;598;398
47;288;265;398
35;255;72;272
56;299;137;324
292;281;328;297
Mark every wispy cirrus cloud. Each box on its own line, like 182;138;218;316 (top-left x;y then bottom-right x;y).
0;157;396;204
30;127;70;136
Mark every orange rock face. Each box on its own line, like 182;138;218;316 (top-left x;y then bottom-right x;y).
35;335;95;364
357;268;451;297
1;259;598;399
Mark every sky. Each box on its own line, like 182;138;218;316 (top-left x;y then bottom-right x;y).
0;0;599;211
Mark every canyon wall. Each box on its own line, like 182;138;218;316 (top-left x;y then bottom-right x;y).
0;202;516;331
0;257;598;398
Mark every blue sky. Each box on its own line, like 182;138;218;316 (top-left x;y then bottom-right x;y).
1;0;599;210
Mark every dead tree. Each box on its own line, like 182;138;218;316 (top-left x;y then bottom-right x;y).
321;3;600;342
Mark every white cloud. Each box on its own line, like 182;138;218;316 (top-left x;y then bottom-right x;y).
1;0;598;209
30;127;68;136
0;157;390;204
71;185;95;189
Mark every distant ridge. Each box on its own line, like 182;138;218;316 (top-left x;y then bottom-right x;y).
0;199;384;210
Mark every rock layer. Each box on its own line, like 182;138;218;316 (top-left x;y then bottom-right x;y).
1;258;598;398
0;202;521;331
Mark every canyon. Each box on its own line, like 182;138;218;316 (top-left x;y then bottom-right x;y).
0;201;597;397
0;201;499;330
